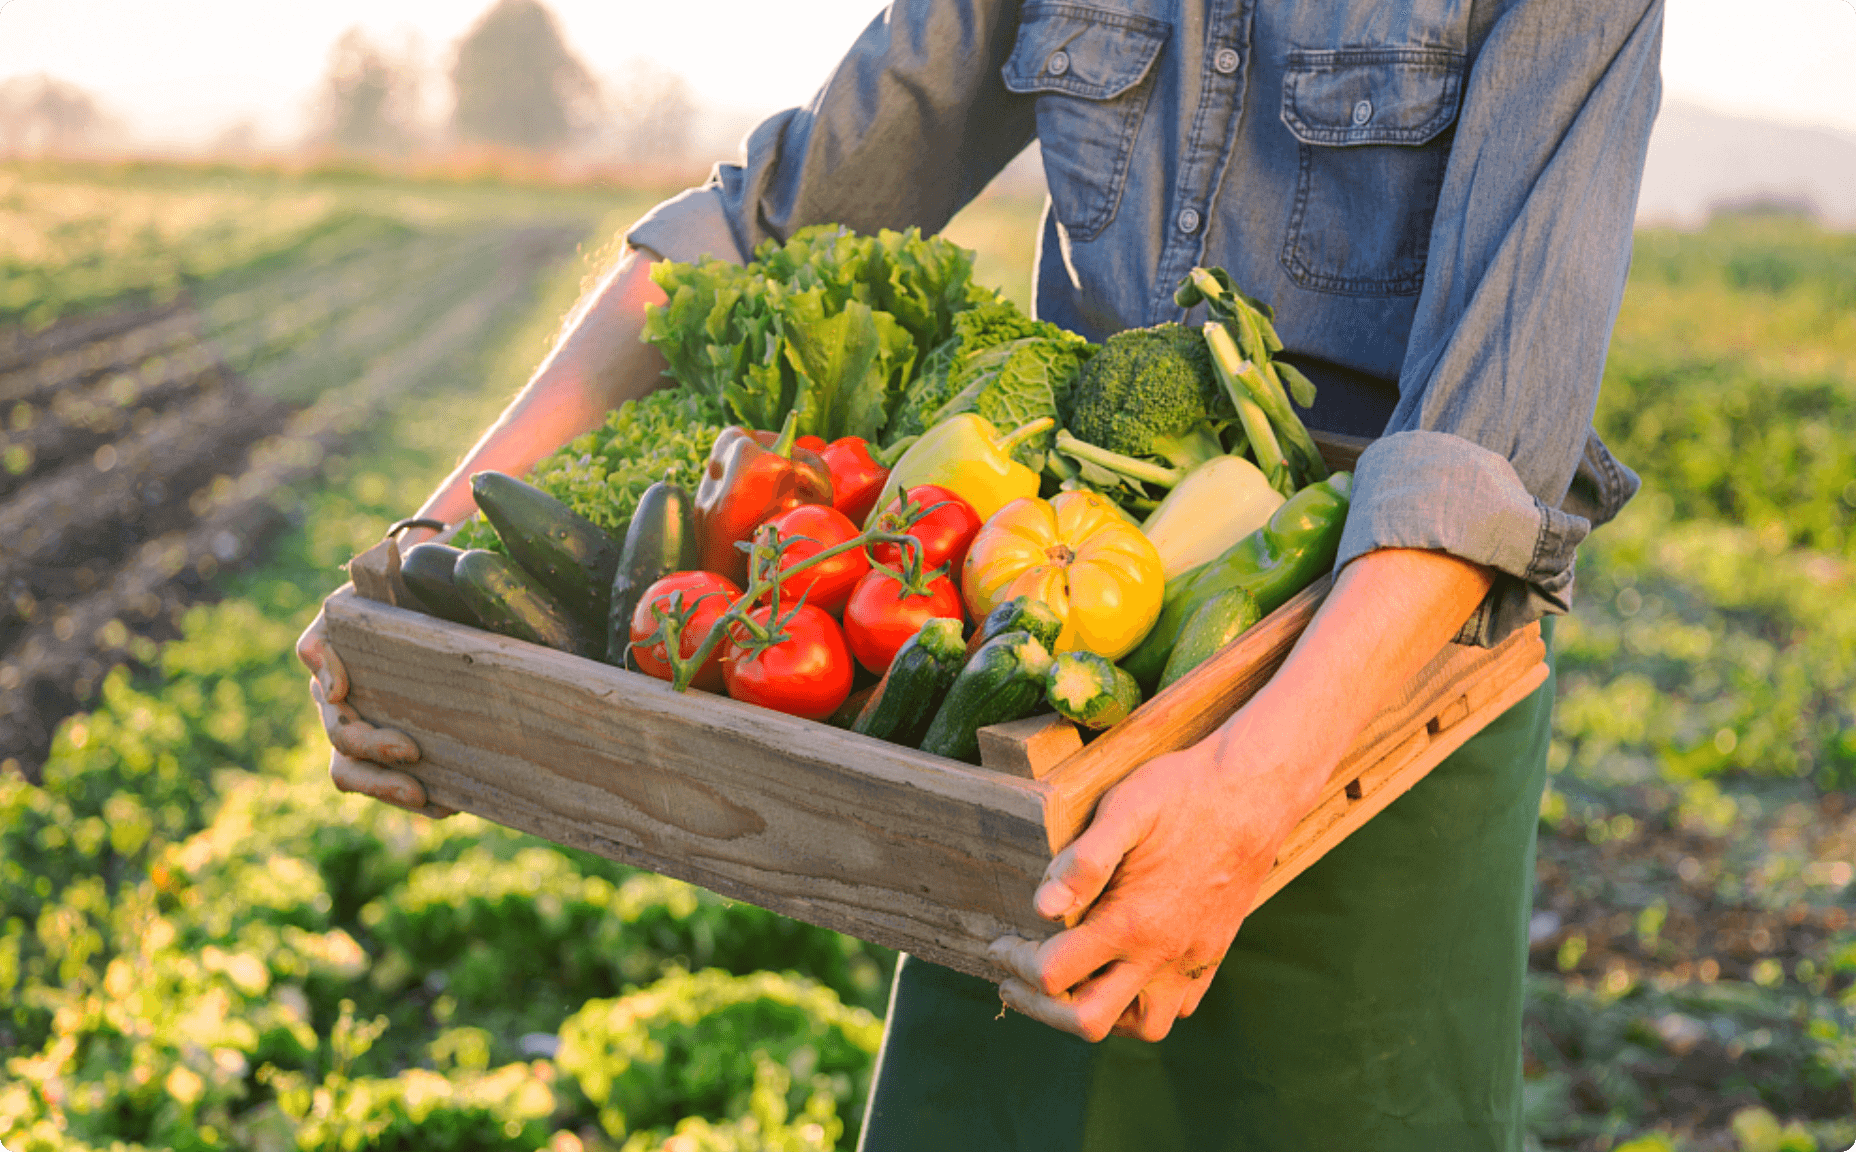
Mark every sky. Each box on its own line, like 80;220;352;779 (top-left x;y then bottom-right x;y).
0;0;1852;147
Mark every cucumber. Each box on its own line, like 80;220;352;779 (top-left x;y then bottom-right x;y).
606;480;699;665
399;542;480;628
471;471;620;630
919;631;1054;764
1046;652;1142;730
1157;586;1261;691
453;548;603;659
853;617;967;745
965;595;1064;659
825;685;878;730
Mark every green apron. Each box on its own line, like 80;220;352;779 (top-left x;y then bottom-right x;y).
858;622;1555;1152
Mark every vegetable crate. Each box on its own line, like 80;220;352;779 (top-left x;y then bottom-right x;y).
326;435;1548;980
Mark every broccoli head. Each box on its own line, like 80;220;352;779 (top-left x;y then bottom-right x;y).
1063;322;1231;473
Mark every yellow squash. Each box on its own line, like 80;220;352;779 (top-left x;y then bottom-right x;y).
961;490;1165;660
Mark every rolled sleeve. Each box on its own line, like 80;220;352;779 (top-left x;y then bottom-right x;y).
625;185;748;267
1338;430;1594;647
1348;0;1663;645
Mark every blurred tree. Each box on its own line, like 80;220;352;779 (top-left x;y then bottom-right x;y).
313;28;424;154
601;58;698;165
0;75;118;157
450;0;598;152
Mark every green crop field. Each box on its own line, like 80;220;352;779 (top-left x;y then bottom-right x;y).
0;161;1851;1152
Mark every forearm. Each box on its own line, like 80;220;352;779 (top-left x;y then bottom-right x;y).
1205;547;1495;833
410;244;671;528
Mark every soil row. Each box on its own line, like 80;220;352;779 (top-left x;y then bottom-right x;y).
0;224;584;779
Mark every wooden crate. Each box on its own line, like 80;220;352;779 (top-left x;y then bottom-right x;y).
326;434;1548;980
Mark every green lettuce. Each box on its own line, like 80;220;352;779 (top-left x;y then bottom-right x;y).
884;301;1094;464
643;225;993;442
453;386;725;551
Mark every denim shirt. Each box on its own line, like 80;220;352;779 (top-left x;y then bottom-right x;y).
629;0;1662;646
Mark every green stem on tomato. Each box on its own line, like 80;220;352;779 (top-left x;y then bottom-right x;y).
659;511;937;693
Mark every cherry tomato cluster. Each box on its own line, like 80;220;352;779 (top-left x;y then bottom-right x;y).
629;459;984;723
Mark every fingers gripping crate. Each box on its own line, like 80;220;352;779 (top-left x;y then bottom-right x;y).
325;435;1549;980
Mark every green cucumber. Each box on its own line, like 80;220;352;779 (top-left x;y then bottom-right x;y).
607;479;699;665
825;685;878;730
453;548;602;658
399;542;479;628
1046;652;1142;730
471;471;620;629
1157;586;1261;690
853;617;967;745
919;631;1054;764
965;595;1064;659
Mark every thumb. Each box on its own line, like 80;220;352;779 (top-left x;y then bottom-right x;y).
1034;788;1157;922
295;610;349;703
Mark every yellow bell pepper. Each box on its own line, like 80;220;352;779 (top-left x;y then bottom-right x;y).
866;414;1052;528
961;490;1165;660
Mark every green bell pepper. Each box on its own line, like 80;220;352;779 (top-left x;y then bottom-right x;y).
1120;471;1352;691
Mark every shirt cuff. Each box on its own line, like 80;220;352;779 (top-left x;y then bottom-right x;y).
1334;430;1591;648
625;185;748;268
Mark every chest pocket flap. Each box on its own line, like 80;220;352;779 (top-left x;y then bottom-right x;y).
1003;3;1168;99
1282;49;1464;146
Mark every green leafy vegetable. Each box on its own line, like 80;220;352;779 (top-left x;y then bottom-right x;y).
453;386;724;550
643;225;991;443
884;301;1093;463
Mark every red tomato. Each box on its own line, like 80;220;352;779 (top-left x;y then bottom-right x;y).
629;571;741;691
871;485;983;579
842;568;965;675
757;504;869;615
723;603;854;720
820;437;890;525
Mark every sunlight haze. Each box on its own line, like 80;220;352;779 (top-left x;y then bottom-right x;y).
0;0;1852;149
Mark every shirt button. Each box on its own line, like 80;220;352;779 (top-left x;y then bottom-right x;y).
1046;50;1070;76
1176;207;1201;234
1352;99;1374;125
1213;47;1240;74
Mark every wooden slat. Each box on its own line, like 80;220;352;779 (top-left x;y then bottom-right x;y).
1250;659;1550;907
977;714;1084;780
1037;575;1333;850
1313;430;1372;473
1320;623;1544;800
324;586;1057;979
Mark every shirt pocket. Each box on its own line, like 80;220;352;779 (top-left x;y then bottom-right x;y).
1003;3;1169;243
1279;49;1465;296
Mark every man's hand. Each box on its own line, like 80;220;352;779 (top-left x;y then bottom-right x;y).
989;547;1496;1042
296;606;453;817
989;700;1320;1041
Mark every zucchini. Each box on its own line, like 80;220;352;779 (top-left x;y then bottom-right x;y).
965;595;1064;659
1157;586;1261;690
1046;652;1142;730
606;479;699;665
919;631;1054;764
853;617;967;745
399;542;479;627
471;471;620;629
453;548;603;659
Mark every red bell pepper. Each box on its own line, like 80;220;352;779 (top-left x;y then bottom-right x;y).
694;413;834;584
819;437;890;526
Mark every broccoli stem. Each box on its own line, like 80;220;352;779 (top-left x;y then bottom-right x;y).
1053;430;1185;489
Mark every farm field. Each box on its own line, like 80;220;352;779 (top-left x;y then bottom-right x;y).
0;161;1853;1152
